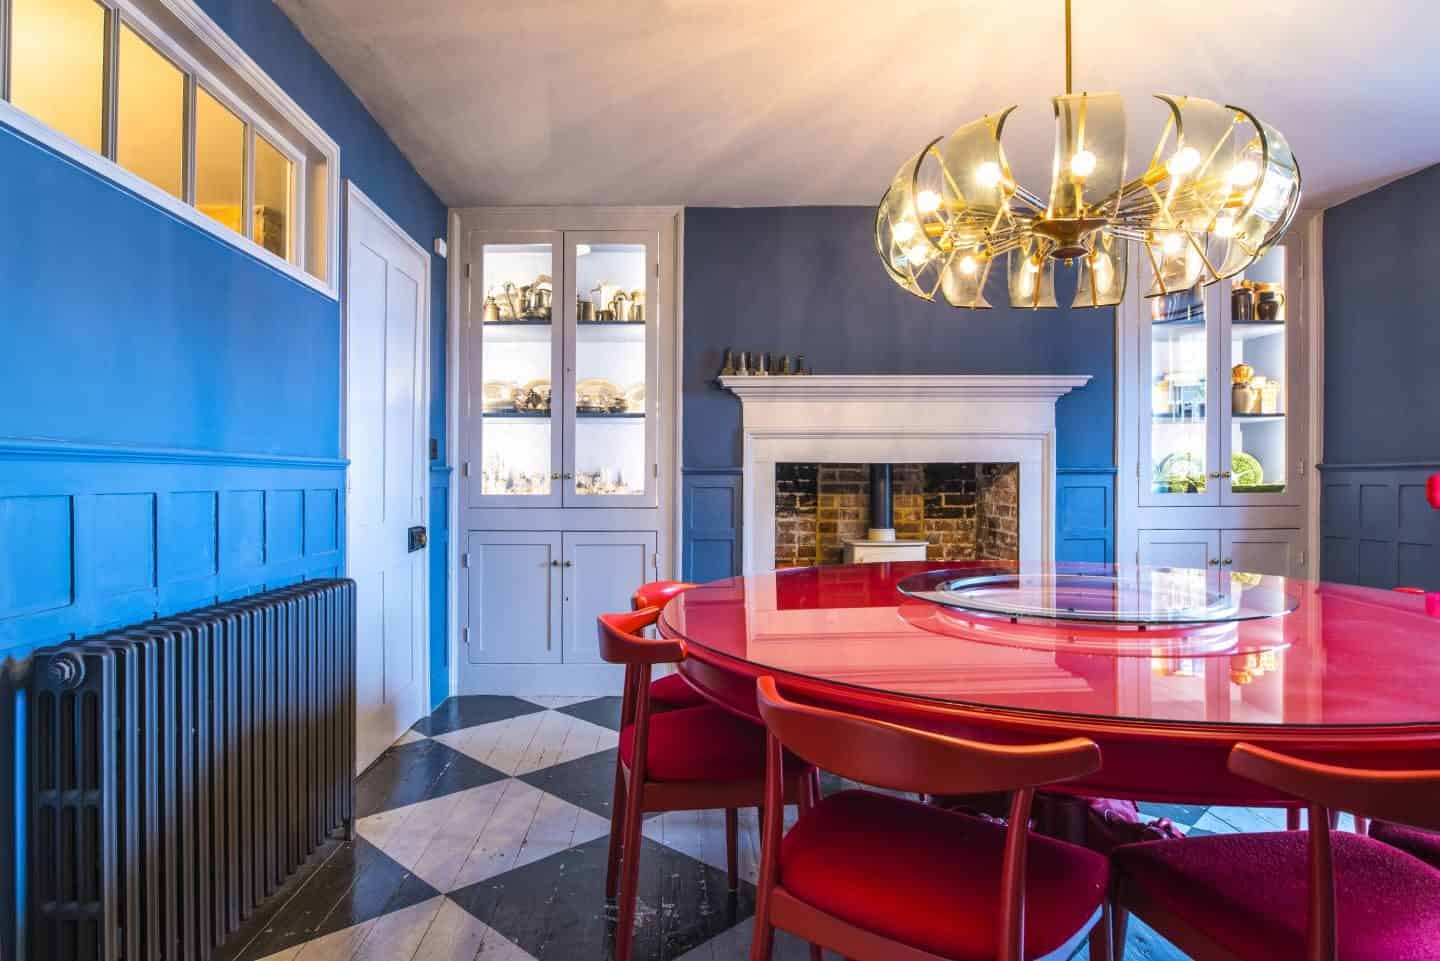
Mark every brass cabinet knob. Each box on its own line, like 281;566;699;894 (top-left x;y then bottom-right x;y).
550;472;561;480
550;559;560;567
1221;470;1233;479
1222;558;1234;566
1208;471;1221;478
1209;558;1221;566
563;560;574;568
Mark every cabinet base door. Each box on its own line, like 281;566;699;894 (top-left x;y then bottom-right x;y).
562;531;658;663
463;531;562;667
1138;529;1222;593
1222;529;1302;579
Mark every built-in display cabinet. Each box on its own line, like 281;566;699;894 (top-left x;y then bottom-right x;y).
453;209;680;694
1122;229;1314;579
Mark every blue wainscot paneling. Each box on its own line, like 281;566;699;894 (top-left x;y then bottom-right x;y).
429;466;452;708
682;469;743;582
1056;467;1116;564
0;441;345;657
1319;463;1440;590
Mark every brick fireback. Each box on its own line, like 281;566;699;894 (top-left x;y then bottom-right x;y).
774;463;1020;568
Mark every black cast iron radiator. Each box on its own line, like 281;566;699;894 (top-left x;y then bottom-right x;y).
25;579;356;961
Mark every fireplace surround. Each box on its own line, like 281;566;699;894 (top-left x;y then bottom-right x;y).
720;374;1091;572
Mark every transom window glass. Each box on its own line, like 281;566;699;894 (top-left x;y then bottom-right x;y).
116;24;185;199
10;0;108;153
1;0;336;290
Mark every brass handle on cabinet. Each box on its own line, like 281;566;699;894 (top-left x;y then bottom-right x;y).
550;560;560;567
1221;470;1232;479
1208;471;1221;478
1209;558;1221;566
1222;558;1233;566
550;472;561;480
563;560;574;568
561;472;574;479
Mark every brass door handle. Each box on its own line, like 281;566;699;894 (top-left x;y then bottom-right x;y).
1209;558;1221;566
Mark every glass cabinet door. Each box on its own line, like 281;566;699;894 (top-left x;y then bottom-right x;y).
561;231;659;508
1139;275;1221;507
468;232;564;507
1222;243;1298;505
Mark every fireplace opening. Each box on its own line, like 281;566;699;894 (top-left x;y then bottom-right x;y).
774;462;1020;567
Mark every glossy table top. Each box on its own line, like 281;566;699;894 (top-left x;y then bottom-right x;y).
659;562;1440;730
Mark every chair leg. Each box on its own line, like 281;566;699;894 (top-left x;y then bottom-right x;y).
1088;902;1114;961
1111;902;1130;960
1354;815;1370;835
605;756;628;899
1287;807;1302;831
613;780;646;961
726;808;739;892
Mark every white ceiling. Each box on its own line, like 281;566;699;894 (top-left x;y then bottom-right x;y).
277;0;1440;210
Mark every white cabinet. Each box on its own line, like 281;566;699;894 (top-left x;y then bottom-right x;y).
1222;529;1303;579
562;531;658;663
1138;530;1221;573
1139;528;1302;592
463;531;562;665
454;209;679;694
1122;222;1315;576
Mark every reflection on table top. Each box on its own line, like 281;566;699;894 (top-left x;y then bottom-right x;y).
658;561;1440;729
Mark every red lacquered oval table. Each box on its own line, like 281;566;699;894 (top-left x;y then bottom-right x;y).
656;561;1440;806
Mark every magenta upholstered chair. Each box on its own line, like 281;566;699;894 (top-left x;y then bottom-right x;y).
1111;743;1440;961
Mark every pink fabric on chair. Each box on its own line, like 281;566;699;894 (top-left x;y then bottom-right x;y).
649;671;708;708
1114;830;1440;960
1370;819;1440;869
780;790;1109;961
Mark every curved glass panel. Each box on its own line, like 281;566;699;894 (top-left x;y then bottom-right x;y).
1007;238;1057;308
897;568;1299;626
1217;109;1301;278
938;250;993;308
1047;93;1127;221
1074;230;1127;307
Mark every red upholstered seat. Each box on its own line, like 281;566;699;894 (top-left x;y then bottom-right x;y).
649;671;707;708
619;705;767;782
1370;819;1440;869
1114;831;1440;960
779;790;1108;961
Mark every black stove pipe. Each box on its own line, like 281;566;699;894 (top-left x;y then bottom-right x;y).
869;463;893;533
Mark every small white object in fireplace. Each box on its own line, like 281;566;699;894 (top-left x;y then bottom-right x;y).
721;374;1092;573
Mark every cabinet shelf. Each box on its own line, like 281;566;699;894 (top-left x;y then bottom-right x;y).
482;410;645;420
1231;321;1286;342
483;320;645;344
1232;412;1286;422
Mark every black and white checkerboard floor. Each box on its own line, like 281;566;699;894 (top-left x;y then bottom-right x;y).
215;694;1316;961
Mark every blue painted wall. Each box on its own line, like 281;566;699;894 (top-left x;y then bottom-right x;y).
1320;163;1440;588
0;2;451;675
679;206;1117;577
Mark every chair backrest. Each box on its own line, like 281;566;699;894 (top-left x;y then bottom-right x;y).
631;580;697;611
1229;743;1440;832
755;676;1099;797
596;608;685;666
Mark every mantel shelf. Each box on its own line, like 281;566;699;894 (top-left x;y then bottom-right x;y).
719;374;1093;404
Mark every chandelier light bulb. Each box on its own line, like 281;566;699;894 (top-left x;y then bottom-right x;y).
1093;252;1112;279
958;254;979;275
1069;150;1097;177
1161;232;1185;256
975;161;1003;188
1213;214;1237;238
891;221;917;243
1165;146;1201;177
1228;159;1260;186
916;189;942;213
1023;257;1041;275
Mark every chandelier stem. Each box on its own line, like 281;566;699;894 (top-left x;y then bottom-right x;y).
1064;0;1073;94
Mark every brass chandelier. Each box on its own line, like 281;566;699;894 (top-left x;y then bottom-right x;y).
875;0;1301;309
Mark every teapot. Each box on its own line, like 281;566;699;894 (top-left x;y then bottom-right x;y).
609;290;633;322
519;278;553;320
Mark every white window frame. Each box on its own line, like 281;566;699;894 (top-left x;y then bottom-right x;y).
0;0;340;298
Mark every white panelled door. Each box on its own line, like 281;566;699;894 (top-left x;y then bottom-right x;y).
345;184;430;773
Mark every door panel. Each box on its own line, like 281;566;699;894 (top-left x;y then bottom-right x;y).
465;531;562;665
1138;529;1221;572
345;189;429;772
562;531;657;663
1222;529;1302;579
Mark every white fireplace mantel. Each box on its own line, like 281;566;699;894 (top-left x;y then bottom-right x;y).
720;374;1092;573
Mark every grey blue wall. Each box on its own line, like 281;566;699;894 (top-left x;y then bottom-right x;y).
1320;164;1440;588
680;206;1117;580
0;3;450;678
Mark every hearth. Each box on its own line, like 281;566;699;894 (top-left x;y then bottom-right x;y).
775;462;1020;567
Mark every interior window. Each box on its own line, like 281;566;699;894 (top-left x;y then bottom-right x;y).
193;86;247;238
253;133;294;262
9;0;108;153
116;24;186;200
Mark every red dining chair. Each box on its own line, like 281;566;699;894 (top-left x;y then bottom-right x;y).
599;610;817;961
631;580;708;708
750;676;1111;961
1111;743;1440;961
